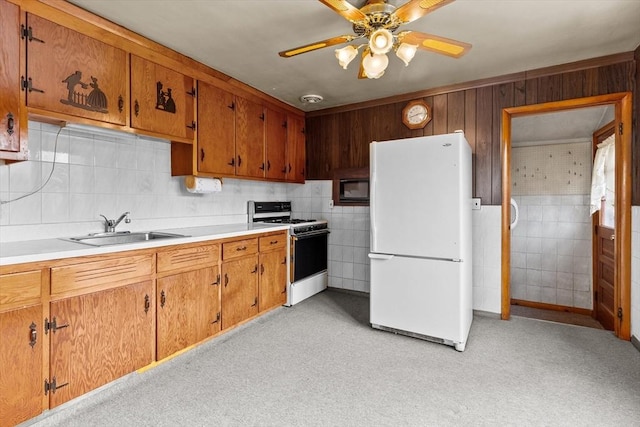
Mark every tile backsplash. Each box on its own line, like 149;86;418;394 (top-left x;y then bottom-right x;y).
0;122;289;241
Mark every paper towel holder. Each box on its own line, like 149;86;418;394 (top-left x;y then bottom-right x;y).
184;175;223;193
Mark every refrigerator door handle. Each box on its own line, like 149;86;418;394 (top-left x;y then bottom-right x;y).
510;197;519;230
368;253;395;260
370;153;377;251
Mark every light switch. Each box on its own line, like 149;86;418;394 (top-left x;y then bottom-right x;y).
472;198;481;210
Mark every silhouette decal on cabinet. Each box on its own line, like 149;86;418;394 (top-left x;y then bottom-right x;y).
155;81;176;113
60;71;108;113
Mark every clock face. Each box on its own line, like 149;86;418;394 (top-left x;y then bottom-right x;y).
407;105;428;124
402;100;431;129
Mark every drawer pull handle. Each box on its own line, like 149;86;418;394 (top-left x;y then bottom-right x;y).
270;240;278;245
160;290;166;308
6;112;15;136
29;322;37;348
144;295;150;313
236;246;247;251
134;99;140;116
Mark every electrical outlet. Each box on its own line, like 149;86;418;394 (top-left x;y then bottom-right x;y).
329;199;334;209
472;198;481;210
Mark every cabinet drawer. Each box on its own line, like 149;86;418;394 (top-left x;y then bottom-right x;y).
222;238;258;260
259;232;287;251
51;255;154;296
0;270;41;309
157;244;219;274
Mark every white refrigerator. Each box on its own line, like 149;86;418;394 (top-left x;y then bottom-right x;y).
369;132;473;351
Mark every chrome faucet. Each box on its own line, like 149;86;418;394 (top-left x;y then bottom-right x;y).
100;212;131;233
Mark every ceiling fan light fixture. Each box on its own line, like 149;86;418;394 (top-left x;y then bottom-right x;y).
369;28;394;55
335;45;359;69
395;42;418;66
362;52;389;79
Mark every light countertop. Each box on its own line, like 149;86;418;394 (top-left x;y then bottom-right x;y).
0;223;289;266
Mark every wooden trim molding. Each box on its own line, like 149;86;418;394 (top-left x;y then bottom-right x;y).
501;92;633;341
307;52;634;117
511;299;593;317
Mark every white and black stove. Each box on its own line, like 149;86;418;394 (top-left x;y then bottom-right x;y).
248;201;328;306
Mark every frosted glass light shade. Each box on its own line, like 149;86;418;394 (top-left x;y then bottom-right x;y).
369;29;394;55
396;43;418;66
335;45;358;69
362;53;389;79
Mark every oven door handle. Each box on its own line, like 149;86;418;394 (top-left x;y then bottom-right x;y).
291;230;330;240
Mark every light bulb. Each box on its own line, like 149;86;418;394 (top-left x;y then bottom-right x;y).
362;53;389;79
395;43;418;66
335;45;358;69
368;29;394;55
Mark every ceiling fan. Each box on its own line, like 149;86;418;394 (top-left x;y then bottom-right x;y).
278;0;471;79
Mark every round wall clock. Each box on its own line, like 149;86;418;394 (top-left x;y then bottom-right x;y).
402;100;432;129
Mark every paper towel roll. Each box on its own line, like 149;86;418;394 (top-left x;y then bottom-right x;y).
185;176;222;193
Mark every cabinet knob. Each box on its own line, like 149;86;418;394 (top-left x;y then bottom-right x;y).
267;160;271;171
29;322;37;348
118;95;124;113
237;155;242;166
251;297;258;307
260;264;265;275
134;100;140;117
144;294;150;313
200;148;205;162
251;265;258;274
6;112;15;136
224;273;229;287
160;290;166;308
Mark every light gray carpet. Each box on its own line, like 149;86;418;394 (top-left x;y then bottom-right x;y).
25;289;640;427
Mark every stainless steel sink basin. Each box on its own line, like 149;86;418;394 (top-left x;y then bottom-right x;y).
63;231;189;247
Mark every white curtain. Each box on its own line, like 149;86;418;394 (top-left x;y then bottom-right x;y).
590;134;615;215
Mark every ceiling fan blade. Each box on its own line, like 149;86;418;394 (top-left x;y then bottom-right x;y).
398;31;471;58
319;0;367;23
393;0;455;24
279;35;356;58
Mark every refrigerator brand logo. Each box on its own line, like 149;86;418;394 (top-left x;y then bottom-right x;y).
443;143;452;146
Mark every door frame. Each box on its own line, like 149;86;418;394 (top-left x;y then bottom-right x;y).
500;92;632;340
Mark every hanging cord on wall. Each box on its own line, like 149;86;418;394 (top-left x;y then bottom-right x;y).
0;126;63;205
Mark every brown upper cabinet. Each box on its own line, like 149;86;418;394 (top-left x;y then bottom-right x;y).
197;81;236;176
0;0;25;161
24;14;127;126
235;96;265;178
265;107;287;181
130;55;195;142
286;115;306;183
197;82;265;178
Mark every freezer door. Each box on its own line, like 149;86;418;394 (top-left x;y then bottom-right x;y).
369;253;472;345
370;133;471;260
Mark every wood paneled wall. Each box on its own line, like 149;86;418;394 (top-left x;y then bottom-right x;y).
306;54;637;205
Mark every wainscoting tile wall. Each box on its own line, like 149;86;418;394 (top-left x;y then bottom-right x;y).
510;195;592;309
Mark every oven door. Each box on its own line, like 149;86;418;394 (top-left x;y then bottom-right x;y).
291;230;329;282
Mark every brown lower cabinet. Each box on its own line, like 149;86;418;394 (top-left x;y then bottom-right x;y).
48;281;154;408
0;304;43;425
221;254;259;329
0;230;288;426
156;267;221;360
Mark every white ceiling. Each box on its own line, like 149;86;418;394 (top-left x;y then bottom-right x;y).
512;105;615;146
67;0;640;112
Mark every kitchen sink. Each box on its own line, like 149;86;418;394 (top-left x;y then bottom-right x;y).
63;231;189;247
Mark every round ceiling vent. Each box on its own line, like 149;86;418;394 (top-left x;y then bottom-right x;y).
299;94;324;104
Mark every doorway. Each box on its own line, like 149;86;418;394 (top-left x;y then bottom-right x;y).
500;93;633;340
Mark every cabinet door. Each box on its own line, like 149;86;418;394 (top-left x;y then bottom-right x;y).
49;281;154;408
235;96;264;178
157;267;221;360
25;14;127;125
130;55;195;141
0;305;43;426
286;115;306;183
221;255;259;329
265;107;287;180
197;81;236;175
0;0;22;156
259;248;287;312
